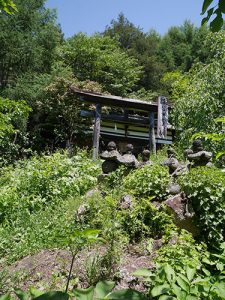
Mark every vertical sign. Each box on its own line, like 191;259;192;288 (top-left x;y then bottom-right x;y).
157;96;168;138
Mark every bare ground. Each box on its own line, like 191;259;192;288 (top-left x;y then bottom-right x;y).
2;243;157;293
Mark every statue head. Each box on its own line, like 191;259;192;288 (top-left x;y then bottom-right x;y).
126;143;134;154
184;148;193;159
142;149;150;162
167;147;176;157
107;141;117;151
192;139;203;152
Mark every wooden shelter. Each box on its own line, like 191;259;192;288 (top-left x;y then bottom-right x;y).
71;87;173;159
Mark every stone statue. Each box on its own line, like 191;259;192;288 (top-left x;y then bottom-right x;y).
164;148;180;175
139;149;153;167
100;141;122;174
118;143;139;168
186;139;213;168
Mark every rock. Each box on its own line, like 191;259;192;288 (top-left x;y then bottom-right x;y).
102;160;118;174
119;195;133;210
168;182;181;195
164;193;199;237
85;188;99;198
75;203;89;222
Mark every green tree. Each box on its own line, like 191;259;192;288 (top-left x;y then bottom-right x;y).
57;33;142;96
104;13;166;92
158;21;209;73
4;63;104;151
171;31;225;151
0;0;62;89
0;0;16;14
0;97;31;165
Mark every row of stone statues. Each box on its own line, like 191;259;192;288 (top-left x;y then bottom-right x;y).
164;139;213;177
100;139;213;175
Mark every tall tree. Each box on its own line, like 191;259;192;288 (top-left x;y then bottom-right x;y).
0;0;62;88
57;33;142;96
158;21;209;72
104;13;165;92
171;31;225;151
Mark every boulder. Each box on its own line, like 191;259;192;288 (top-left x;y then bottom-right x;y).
164;193;199;237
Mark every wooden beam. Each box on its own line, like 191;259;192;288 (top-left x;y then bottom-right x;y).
149;112;156;154
80;110;149;125
93;104;101;160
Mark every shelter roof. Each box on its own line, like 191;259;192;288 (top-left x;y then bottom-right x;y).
70;87;160;112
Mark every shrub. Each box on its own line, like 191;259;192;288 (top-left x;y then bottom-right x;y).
123;164;170;200
154;230;207;272
118;198;176;242
79;192;175;243
0;150;101;224
0;97;31;166
178;167;225;248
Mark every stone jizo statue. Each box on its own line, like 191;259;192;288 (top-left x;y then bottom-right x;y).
186;139;213;168
164;148;180;175
100;141;122;174
118;143;139;168
139;149;153;167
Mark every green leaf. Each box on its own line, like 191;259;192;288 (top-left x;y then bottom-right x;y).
171;283;182;298
186;296;198;300
218;0;225;13
158;296;175;300
176;277;189;292
73;287;94;300
213;281;225;298
0;294;11;300
95;281;115;298
201;7;214;25
133;268;153;277
216;151;225;159
201;0;214;14
33;292;69;300
151;284;170;297
29;288;44;299
210;12;224;32
14;289;30;300
164;264;175;282
186;266;196;282
106;289;148;300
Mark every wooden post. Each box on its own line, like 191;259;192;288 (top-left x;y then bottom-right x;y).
149;112;156;154
93;103;101;160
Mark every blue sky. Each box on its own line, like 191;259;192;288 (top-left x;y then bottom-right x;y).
46;0;203;38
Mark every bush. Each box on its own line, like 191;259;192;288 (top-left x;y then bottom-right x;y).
78;192;175;243
123;164;170;200
155;230;207;272
0;150;101;225
0;97;31;166
118;198;176;242
178;167;225;248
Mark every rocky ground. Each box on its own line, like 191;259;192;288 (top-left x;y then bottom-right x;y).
3;243;157;293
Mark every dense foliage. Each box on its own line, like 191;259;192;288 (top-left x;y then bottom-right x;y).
0;151;101;262
123;164;170;200
178;167;225;249
172;31;225;150
0;97;31;166
56;33;142;96
0;0;62;89
1;1;225;297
